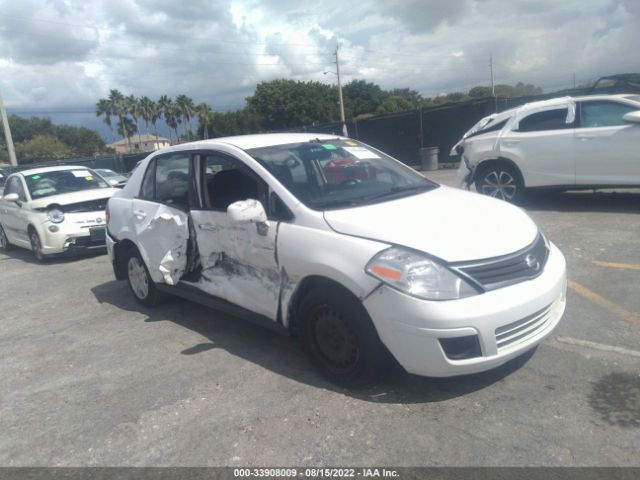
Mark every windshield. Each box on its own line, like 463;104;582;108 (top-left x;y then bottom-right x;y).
96;169;117;178
24;168;110;200
247;138;437;210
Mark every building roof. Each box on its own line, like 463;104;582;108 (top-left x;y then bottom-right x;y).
107;134;170;147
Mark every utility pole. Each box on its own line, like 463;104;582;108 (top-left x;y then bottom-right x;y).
0;89;17;166
489;54;497;113
335;45;348;137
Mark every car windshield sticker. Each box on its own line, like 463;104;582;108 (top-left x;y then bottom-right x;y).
344;140;358;146
72;170;91;178
85;176;94;181
322;144;338;150
31;175;40;180
342;146;381;160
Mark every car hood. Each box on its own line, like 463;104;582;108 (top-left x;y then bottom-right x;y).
29;188;119;209
323;185;539;263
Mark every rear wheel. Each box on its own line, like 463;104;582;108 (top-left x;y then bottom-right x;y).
299;287;386;387
475;163;524;202
29;228;45;262
126;248;165;307
0;224;12;252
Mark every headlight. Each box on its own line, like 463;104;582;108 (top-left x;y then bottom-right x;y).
366;247;478;300
46;208;65;223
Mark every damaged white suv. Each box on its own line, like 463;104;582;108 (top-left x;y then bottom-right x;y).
452;94;640;201
106;133;566;386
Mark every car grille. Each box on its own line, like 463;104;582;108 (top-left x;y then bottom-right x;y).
495;303;553;351
62;198;109;213
453;234;549;291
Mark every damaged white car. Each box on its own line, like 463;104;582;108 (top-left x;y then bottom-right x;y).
0;166;118;261
452;94;640;201
106;133;567;386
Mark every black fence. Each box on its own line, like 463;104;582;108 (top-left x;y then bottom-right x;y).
288;82;640;167
3;151;149;175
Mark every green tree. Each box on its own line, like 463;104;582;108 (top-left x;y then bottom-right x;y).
375;95;415;115
108;89;131;149
343;80;388;118
176;94;196;137
117;117;138;141
15;135;73;164
158;95;180;143
126;95;141;136
197;103;214;139
54;125;105;156
246;79;336;130
95;98;115;142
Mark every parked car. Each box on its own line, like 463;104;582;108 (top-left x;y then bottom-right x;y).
0;167;10;195
0;166;119;261
452;94;640;201
106;133;567;386
95;168;128;188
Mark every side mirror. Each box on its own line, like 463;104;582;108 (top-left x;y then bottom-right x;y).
2;193;19;203
227;199;269;236
623;110;640;124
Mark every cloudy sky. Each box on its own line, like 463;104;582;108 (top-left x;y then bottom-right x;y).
1;0;639;139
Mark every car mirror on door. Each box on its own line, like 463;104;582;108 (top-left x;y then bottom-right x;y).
227;199;269;236
2;193;20;204
622;110;640;124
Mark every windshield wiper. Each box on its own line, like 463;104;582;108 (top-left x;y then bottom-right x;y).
361;184;436;203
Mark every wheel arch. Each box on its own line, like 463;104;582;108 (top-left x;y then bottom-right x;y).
112;238;139;280
474;157;526;188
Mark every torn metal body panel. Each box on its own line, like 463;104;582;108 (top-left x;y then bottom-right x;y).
131;199;189;285
187;209;280;320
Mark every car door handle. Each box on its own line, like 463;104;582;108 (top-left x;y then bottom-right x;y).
133;209;147;219
576;134;595;140
198;223;217;231
502;139;520;146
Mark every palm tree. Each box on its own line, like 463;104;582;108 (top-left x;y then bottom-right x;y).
95;98;115;142
108;89;131;149
197;103;214;139
139;96;160;148
126;95;141;141
158;95;180;144
176;94;196;138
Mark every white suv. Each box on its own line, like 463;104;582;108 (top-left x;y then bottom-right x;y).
452;94;640;201
106;133;566;386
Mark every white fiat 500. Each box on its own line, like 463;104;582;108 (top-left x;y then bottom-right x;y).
0;166;118;261
106;133;567;386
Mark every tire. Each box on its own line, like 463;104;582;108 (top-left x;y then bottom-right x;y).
299;287;386;387
0;224;12;252
28;228;46;262
126;248;166;307
475;163;524;202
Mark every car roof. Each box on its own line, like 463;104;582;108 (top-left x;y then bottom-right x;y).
15;165;93;177
162;133;345;153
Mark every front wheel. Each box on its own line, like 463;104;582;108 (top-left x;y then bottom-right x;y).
0;224;12;252
299;288;386;387
126;249;166;307
29;228;45;262
475;164;524;202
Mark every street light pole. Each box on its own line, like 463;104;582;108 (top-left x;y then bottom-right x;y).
0;89;17;166
335;45;348;137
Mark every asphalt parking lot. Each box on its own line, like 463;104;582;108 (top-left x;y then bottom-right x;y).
1;171;639;466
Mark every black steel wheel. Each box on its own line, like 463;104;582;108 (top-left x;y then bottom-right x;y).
299;287;386;387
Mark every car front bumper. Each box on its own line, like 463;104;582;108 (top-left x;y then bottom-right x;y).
363;242;567;377
37;213;107;255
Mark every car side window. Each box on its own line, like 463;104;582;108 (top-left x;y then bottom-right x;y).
140;160;156;200
579;101;636;128
203;153;265;212
155;154;191;208
4;177;26;201
517;108;570;132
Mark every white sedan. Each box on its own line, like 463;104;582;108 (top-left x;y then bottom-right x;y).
0;166;119;261
106;133;566;386
452;94;640;201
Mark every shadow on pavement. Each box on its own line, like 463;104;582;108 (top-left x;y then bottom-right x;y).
92;279;537;404
520;190;640;213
